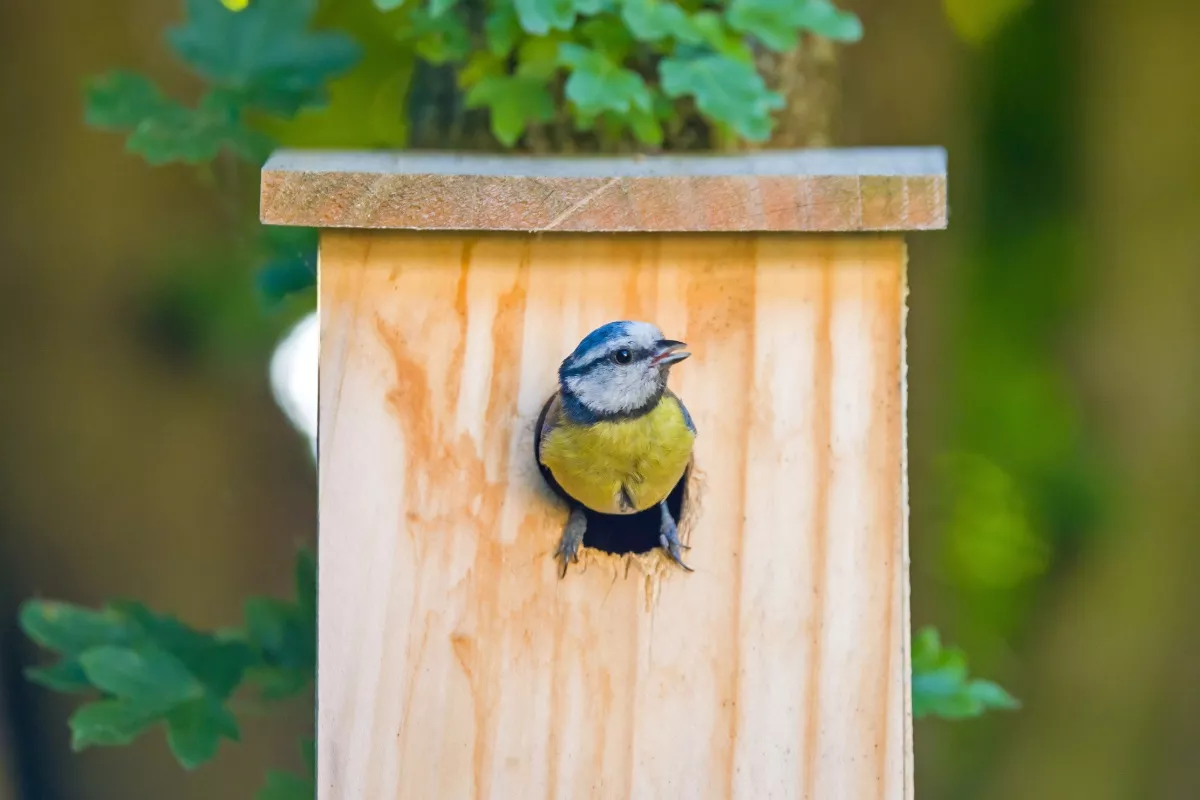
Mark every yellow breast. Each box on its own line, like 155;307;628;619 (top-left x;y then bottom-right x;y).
540;395;695;515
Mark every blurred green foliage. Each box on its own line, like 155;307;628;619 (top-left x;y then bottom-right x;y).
912;627;1020;720
21;552;316;798
19;0;1023;793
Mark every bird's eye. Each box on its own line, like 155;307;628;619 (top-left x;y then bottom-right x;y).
612;348;633;365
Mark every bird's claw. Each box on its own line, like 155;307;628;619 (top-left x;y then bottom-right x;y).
659;504;694;572
555;507;588;578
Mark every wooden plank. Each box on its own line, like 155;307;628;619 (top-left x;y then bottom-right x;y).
317;229;910;799
262;148;946;232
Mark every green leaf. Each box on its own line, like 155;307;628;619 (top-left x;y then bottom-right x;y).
943;0;1030;45
911;626;941;671
579;15;636;60
396;9;471;64
129;90;273;166
79;645;204;713
246;665;312;700
111;601;255;698
374;0;408;9
797;0;865;41
514;0;576;35
516;36;566;80
559;43;652;116
626;105;664;146
69;700;159;750
25;660;92;693
84;73;273;166
257;250;317;303
910;626;1020;720
168;0;361;116
245;598;314;670
619;0;700;43
257;771;316;800
464;75;555;146
485;1;523;56
690;11;754;61
166;696;240;770
84;70;168;130
968;679;1022;710
727;0;860;51
659;54;783;141
429;0;458;16
19;600;135;655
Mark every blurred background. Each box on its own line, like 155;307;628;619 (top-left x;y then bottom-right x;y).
1;0;1197;797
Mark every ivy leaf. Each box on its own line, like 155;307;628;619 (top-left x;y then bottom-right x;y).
25;660;92;693
84;73;273;166
245;598;314;671
690;11;754;61
514;0;577;35
911;626;1020;720
516;36;566;80
110;601;255;699
79;645;204;713
485;1;523;56
619;0;700;43
579;16;636;61
257;249;317;303
18;600;136;656
795;0;863;41
84;71;169;130
257;771;316;800
727;0;861;51
968;679;1021;710
559;43;652;116
396;9;471;64
166;696;241;769
168;0;361;116
659;53;783;141
130;90;274;166
464;75;555;146
69;700;159;750
626;105;664;146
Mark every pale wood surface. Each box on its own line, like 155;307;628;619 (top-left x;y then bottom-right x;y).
317;230;911;799
261;148;947;232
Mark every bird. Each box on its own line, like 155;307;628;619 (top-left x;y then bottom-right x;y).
535;320;697;577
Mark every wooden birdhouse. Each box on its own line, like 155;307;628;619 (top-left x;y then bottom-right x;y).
260;148;947;799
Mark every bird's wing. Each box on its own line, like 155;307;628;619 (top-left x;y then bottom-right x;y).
535;392;564;466
666;388;697;435
534;392;575;506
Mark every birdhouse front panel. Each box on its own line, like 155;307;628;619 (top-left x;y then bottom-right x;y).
315;229;910;799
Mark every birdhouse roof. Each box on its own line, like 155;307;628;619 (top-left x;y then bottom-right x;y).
260;147;946;233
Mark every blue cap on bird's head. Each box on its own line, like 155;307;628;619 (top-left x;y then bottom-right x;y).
558;321;690;418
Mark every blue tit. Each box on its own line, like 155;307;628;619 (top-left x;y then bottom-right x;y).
536;320;696;576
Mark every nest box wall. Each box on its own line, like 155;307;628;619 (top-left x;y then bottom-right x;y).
261;148;947;800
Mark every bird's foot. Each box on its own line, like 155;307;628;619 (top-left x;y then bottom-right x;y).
555;507;588;578
658;503;694;572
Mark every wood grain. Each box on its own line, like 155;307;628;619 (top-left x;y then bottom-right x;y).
317;230;911;799
261;149;946;232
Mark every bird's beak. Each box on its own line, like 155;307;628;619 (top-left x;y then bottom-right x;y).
651;339;690;367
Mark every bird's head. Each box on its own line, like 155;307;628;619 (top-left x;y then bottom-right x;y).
558;321;690;419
